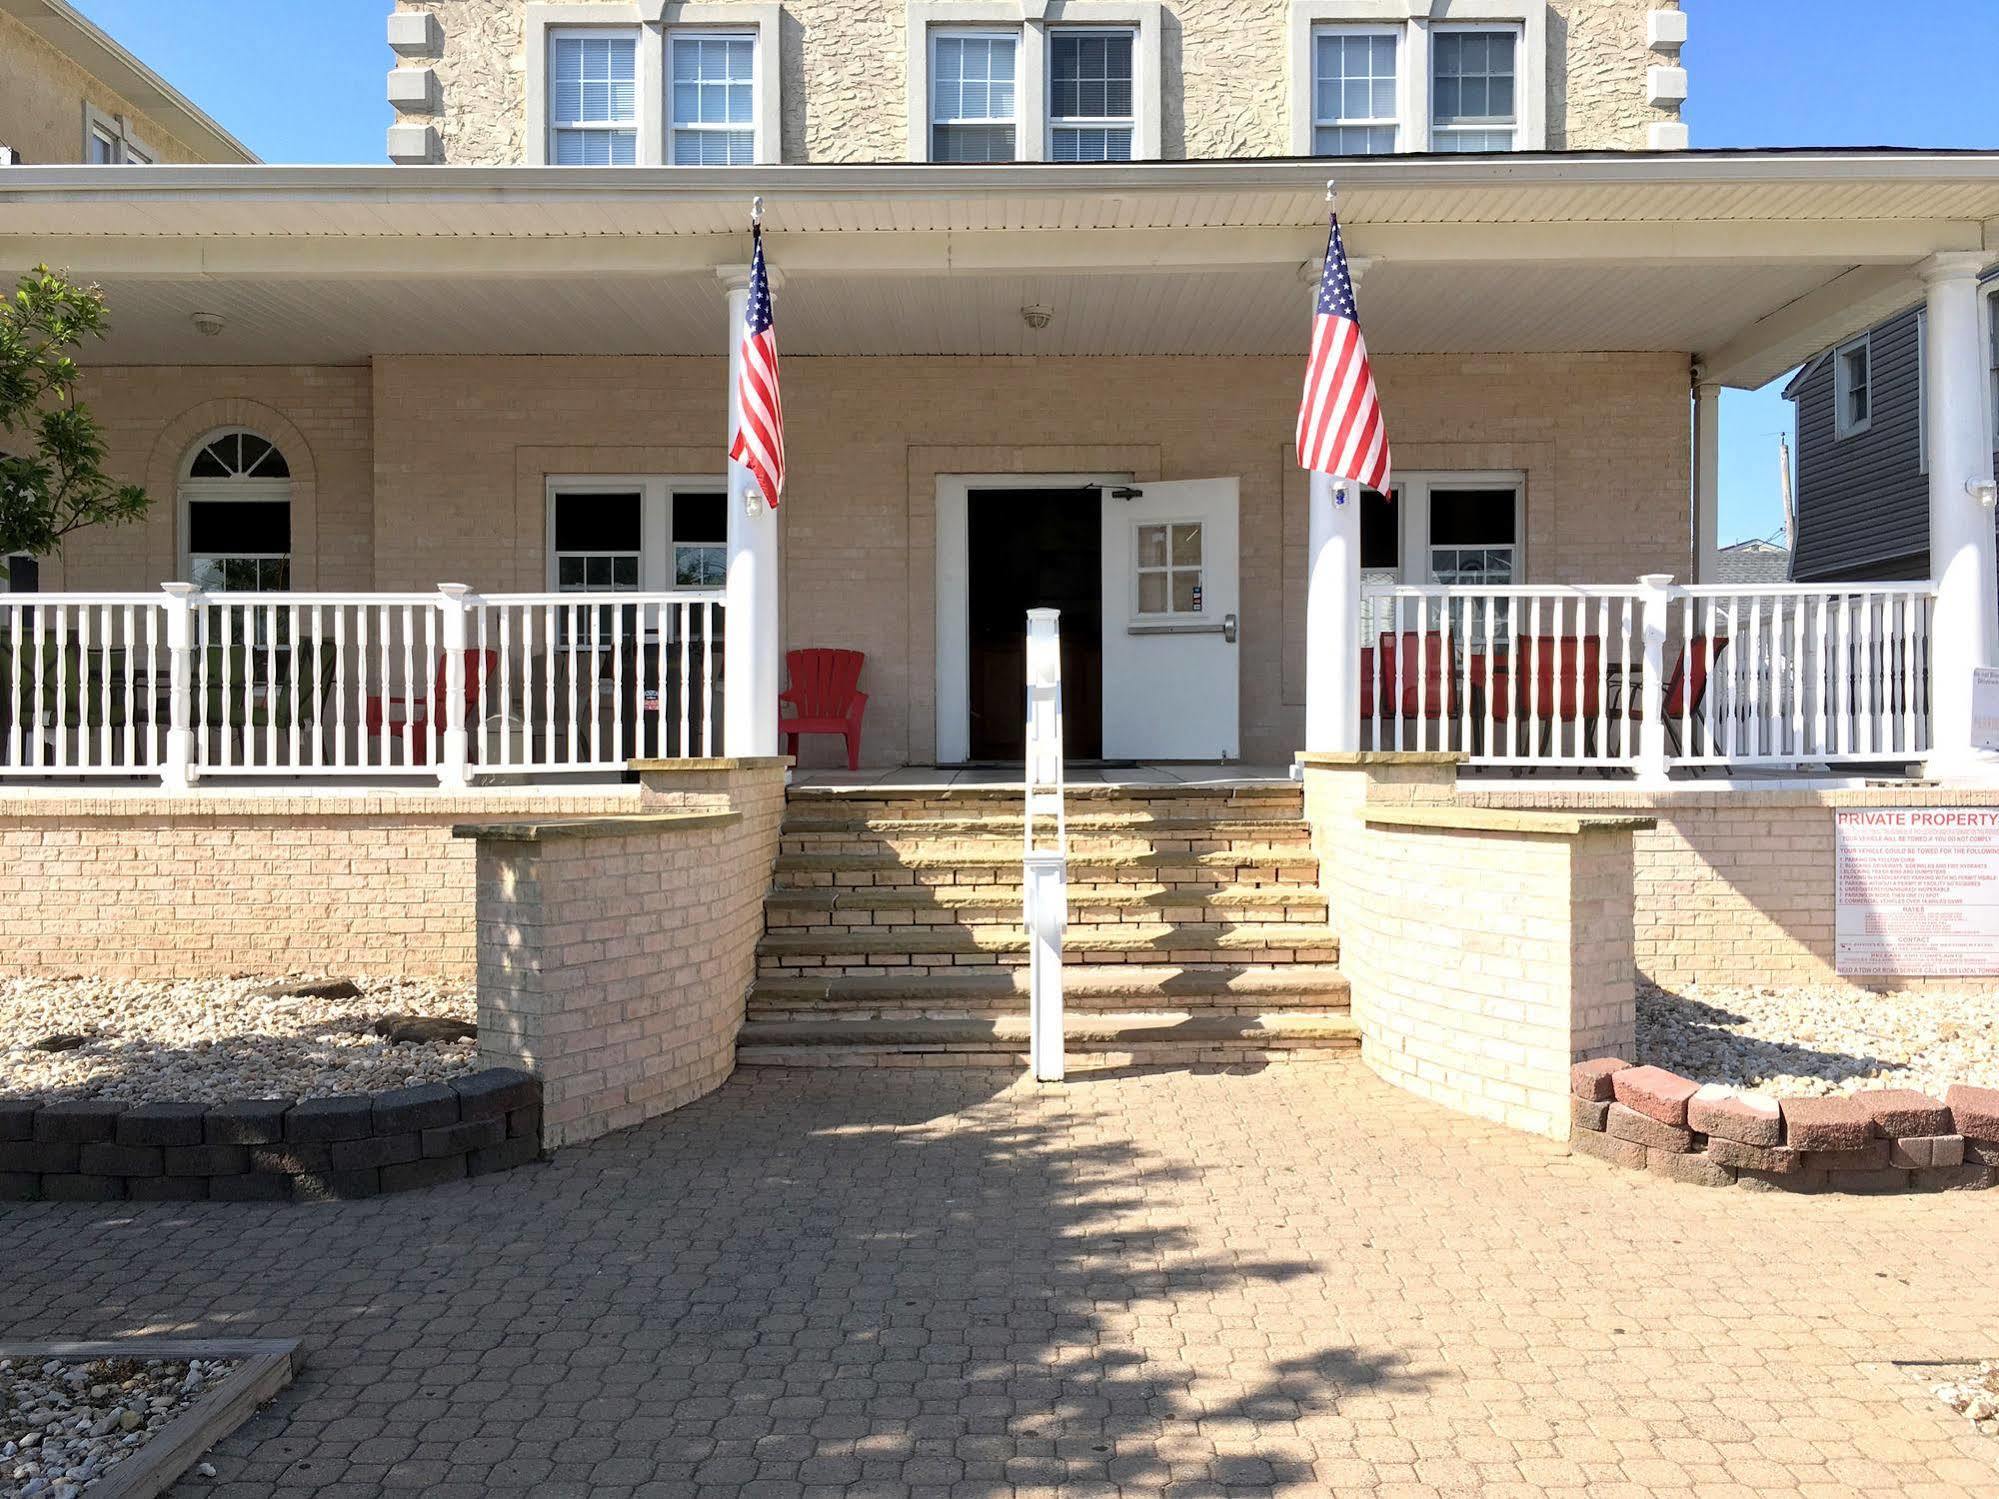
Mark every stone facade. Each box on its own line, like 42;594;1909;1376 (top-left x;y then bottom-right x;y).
0;791;634;981
0;7;232;165
389;0;1682;165
1302;755;1642;1141
468;760;787;1145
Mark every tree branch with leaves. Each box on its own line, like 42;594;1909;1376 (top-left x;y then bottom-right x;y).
0;265;150;558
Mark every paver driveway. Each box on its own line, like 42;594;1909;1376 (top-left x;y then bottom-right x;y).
2;1064;1996;1498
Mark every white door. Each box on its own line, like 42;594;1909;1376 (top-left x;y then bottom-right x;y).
1099;479;1240;760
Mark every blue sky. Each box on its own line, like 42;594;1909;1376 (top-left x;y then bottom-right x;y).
69;0;1999;547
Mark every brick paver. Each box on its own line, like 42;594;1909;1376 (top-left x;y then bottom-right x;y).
3;1065;1996;1498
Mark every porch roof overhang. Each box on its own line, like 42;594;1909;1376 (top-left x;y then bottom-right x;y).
4;150;1998;386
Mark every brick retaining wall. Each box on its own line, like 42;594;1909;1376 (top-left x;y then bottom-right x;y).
0;1067;541;1203
1569;1061;1999;1193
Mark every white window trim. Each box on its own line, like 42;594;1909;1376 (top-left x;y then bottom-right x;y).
178;431;296;588
82;104;153;165
1307;23;1402;155
1046;23;1140;162
526;2;780;167
544;475;727;593
1429;17;1523;152
1366;470;1527;585
928;26;1026;162
1130;517;1207;619
1834;333;1872;441
667;28;760;166
906;1;1162;162
1286;0;1545;156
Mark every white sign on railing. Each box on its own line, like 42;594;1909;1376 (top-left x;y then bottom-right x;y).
1023;607;1066;1083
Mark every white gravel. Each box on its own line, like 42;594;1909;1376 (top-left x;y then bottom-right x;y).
1934;1362;1999;1439
1637;981;1999;1098
2;1355;235;1497
0;976;479;1105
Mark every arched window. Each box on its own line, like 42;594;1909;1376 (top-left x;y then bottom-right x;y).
182;430;292;592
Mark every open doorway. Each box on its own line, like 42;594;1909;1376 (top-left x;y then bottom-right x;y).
966;486;1103;760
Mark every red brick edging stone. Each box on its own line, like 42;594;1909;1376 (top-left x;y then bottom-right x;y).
0;1068;542;1204
1570;1061;1999;1193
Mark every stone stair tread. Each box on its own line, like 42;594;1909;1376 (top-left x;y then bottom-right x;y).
757;922;1338;955
737;1011;1360;1048
775;847;1316;873
781;814;1309;836
785;783;1300;804
753;963;1349;1003
765;884;1324;912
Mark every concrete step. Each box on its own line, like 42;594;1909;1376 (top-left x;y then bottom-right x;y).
735;1010;1361;1068
786;784;1302;814
779;828;1312;861
750;963;1351;1016
764;883;1329;923
756;921;1340;963
780;813;1312;838
772;847;1319;886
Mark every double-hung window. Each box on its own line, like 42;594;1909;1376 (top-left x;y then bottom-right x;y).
669;33;756;165
548;29;639;165
931;31;1018;162
84;107;151;165
1431;27;1517;151
1048;29;1134;162
1312;29;1398;155
1834;336;1872;439
553;489;644;592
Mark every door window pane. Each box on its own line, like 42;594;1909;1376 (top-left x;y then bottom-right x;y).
671;34;756;165
1135;521;1203;616
1313;31;1398;155
1049;30;1134;161
673;491;728;586
933;33;1017;161
551;31;639;165
1432;29;1516;151
1427;487;1517;585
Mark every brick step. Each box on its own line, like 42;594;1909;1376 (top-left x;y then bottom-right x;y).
755;923;1335;967
779;829;1311;862
735;1010;1360;1069
764;884;1328;924
773;847;1319;887
750;963;1351;1017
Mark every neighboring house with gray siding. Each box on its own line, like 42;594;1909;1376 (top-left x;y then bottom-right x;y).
1786;280;1999;581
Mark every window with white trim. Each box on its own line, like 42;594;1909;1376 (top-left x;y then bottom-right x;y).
182;431;293;593
1134;520;1204;617
1431;27;1517;151
548;29;640;165
931;31;1018;163
1835;335;1871;439
553;489;643;591
672;492;728;585
669;32;756;165
1048;28;1134;162
1312;29;1398;155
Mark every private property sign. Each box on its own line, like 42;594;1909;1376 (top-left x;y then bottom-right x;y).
1835;808;1999;976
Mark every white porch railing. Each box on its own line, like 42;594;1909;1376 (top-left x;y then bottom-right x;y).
1023;607;1067;1084
0;585;725;786
1359;578;1936;774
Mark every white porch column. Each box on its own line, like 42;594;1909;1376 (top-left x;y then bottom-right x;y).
1921;251;1999;781
1305;474;1361;752
1692;374;1721;583
719;264;781;759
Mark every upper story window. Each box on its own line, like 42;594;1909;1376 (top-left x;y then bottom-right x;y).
1312;29;1398;155
909;5;1161;162
931;31;1019;162
1834;335;1872;440
548;29;640;164
1048;29;1134;162
1431;27;1517;151
84;106;152;165
669;33;756;164
529;7;778;167
1290;6;1543;156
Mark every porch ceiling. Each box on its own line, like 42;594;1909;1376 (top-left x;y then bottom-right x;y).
5;152;1998;384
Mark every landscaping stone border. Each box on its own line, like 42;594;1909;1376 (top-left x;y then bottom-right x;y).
0;1338;301;1499
1569;1061;1999;1193
0;1068;541;1203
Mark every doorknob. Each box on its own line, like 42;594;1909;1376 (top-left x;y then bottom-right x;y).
1223;613;1238;644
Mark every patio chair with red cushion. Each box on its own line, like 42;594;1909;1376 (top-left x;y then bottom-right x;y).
1508;634;1603;755
366;648;499;765
779;648;868;770
1631;635;1730;754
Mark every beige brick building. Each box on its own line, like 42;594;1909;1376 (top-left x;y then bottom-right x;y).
0;0;255;165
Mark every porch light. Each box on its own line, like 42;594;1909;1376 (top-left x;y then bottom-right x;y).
1968;479;1998;509
1020;304;1053;330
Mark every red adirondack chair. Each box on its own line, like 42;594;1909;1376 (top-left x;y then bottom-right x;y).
779;648;868;770
366;649;499;764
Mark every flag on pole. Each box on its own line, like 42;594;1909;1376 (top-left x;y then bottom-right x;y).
1295;207;1390;495
728;216;785;508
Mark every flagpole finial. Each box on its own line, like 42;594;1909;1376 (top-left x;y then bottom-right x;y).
751;195;764;227
1325;179;1338;212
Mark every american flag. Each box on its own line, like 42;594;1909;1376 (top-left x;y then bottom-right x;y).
1295;210;1390;494
728;220;785;508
